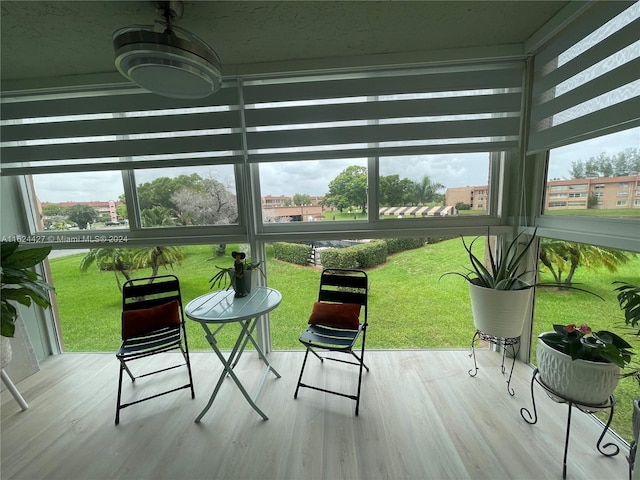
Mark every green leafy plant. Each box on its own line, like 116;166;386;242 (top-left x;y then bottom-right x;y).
614;281;640;334
209;259;265;290
1;241;54;337
440;228;538;290
540;323;634;368
613;281;640;384
441;228;602;296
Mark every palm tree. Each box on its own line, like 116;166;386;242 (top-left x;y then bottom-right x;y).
79;248;134;292
132;246;184;280
539;240;633;286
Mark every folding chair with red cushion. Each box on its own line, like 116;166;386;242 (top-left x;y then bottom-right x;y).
115;275;194;424
294;268;369;415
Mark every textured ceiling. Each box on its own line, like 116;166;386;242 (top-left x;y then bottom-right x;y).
1;1;570;87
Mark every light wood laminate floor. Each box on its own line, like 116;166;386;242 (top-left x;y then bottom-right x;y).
1;350;629;480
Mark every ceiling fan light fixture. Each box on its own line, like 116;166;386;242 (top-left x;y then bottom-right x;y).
113;2;221;99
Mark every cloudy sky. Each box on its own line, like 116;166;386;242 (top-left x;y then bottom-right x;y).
32;126;638;203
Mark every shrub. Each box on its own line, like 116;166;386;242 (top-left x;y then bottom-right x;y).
353;240;388;268
320;247;359;268
385;237;425;254
273;242;312;265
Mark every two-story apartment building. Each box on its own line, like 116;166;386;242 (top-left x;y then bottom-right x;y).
445;175;640;212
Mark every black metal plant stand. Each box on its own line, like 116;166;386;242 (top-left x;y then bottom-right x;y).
469;329;520;396
520;368;619;480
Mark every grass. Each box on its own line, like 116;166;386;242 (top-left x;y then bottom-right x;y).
49;238;639;442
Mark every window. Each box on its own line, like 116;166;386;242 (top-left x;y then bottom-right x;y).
31;172;125;231
549;193;567;198
259;159;366;223
635;199;640;206
544;127;640;217
619;182;629;188
617;200;627;206
548;201;567;207
381;153;490;217
568;201;586;206
134;165;237;227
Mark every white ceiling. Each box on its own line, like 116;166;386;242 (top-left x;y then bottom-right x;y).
1;1;571;89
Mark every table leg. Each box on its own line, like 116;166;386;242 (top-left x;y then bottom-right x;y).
195;317;279;422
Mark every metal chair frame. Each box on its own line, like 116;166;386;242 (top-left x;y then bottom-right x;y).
115;274;195;425
294;268;369;415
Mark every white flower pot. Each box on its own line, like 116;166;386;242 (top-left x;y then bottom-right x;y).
537;336;620;406
469;281;532;338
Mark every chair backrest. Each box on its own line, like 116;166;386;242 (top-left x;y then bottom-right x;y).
121;275;185;340
318;268;368;324
122;274;183;312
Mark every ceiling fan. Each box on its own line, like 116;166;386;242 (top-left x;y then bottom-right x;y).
113;1;222;99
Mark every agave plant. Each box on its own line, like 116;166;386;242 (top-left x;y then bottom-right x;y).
441;228;603;296
1;241;54;337
440;229;538;290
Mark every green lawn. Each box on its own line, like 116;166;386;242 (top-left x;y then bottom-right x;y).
49;238;640;442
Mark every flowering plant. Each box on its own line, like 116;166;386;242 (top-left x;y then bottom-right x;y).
539;323;634;368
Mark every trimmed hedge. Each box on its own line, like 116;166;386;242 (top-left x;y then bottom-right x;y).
385;237;425;254
320;239;389;269
319;246;359;268
273;242;312;265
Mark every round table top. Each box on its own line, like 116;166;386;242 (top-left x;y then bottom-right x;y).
185;286;282;324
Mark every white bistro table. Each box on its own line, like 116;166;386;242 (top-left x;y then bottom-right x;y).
185;286;282;422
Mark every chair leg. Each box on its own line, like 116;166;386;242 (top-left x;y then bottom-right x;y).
294;348;311;399
181;346;195;399
355;340;367;416
115;363;125;425
122;360;135;382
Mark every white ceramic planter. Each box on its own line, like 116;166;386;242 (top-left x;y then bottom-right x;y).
537;336;620;406
469;281;532;338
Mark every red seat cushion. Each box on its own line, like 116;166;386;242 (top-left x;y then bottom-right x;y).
308;302;361;329
122;300;181;340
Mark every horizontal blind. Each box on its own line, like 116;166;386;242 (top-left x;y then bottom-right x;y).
242;63;524;163
0;82;243;175
527;1;640;153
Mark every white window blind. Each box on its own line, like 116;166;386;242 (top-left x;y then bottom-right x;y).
0;82;243;175
243;63;524;163
1;62;524;175
527;1;640;154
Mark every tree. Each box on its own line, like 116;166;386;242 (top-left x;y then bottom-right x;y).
455;202;471;210
413;175;445;205
132;246;184;279
569;148;639;179
141;206;174;227
41;204;67;217
171;177;237;226
131;173;206;213
292;193;312;206
66;204;99;229
379;174;406;206
80;248;134;292
539;240;633;286
323;166;367;213
115;204;128;221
